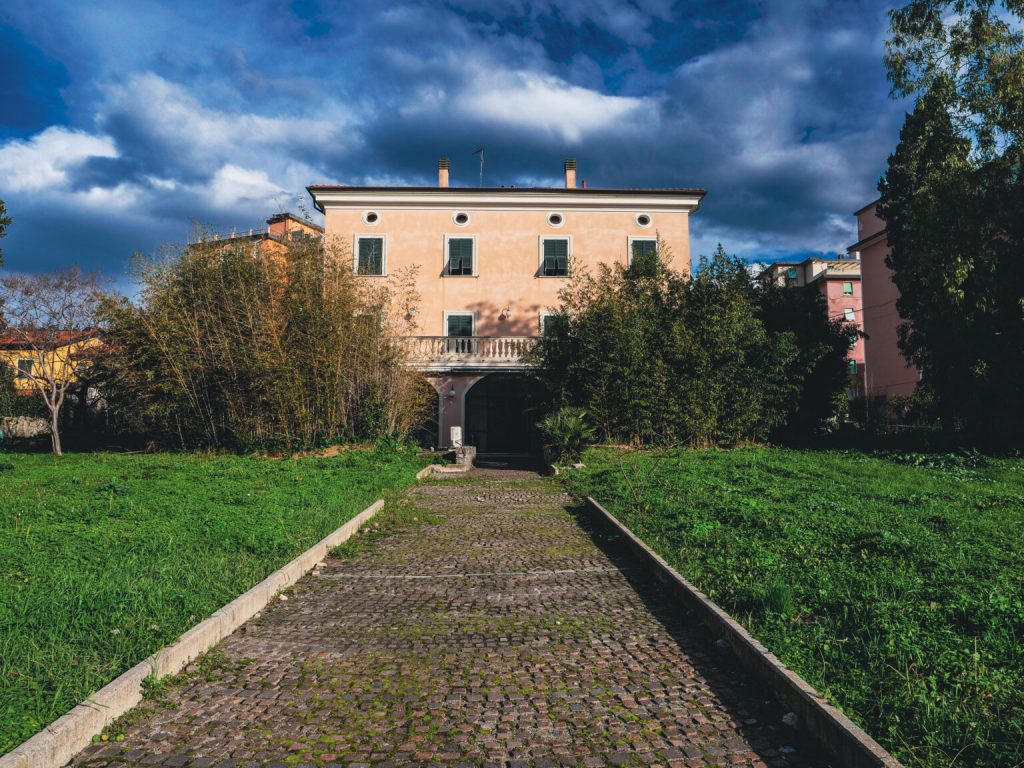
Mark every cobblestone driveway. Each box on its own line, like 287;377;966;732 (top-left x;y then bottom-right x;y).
73;475;829;768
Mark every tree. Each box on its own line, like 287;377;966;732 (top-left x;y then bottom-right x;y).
0;199;9;266
96;228;431;450
886;0;1024;155
530;244;854;447
0;268;104;455
882;3;1024;439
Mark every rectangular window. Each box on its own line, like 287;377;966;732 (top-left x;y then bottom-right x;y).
843;281;853;295
445;312;475;354
786;267;798;281
539;312;557;335
848;359;858;375
355;235;385;275
540;237;570;277
445;236;475;276
844;307;856;322
16;358;33;377
629;237;658;266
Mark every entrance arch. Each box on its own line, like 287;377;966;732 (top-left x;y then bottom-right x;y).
464;373;547;455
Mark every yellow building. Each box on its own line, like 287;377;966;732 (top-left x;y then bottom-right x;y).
0;332;101;395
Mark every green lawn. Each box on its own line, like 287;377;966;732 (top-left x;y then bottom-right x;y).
0;448;424;755
564;446;1024;768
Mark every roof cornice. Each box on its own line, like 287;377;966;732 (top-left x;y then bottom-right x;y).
307;186;705;214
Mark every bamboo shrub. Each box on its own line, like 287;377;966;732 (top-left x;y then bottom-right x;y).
99;229;431;450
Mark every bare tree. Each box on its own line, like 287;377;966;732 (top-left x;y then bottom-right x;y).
0;268;104;455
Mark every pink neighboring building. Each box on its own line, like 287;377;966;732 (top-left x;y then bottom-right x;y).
848;201;919;399
760;257;865;398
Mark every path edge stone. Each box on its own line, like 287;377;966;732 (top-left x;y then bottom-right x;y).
0;498;386;768
585;496;904;768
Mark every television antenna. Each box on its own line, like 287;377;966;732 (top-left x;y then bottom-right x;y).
472;146;484;187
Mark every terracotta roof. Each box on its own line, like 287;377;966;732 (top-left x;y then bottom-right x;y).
307;185;707;196
0;330;98;350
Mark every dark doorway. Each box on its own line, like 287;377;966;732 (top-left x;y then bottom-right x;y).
465;374;546;455
411;379;440;449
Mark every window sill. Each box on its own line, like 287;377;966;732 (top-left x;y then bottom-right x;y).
443;274;479;278
536;274;571;279
355;273;388;277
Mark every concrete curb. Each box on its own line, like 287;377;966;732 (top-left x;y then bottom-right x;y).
0;499;386;768
585;497;903;768
416;463;471;479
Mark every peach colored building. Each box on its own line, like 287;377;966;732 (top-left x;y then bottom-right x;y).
309;159;705;454
759;257;866;398
848;200;919;400
202;212;323;254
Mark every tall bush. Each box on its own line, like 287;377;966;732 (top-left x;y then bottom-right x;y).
97;230;430;450
531;244;856;447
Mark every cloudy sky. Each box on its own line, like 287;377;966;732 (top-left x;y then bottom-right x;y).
0;0;908;284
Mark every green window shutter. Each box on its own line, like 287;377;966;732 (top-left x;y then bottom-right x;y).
843;281;853;294
447;238;474;275
447;314;473;337
631;239;657;263
543;239;569;276
358;237;384;275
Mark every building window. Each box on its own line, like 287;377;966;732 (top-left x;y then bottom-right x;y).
843;281;853;295
445;312;475;354
16;358;33;378
354;235;385;275
635;213;652;228
844;308;856;322
362;211;379;225
539;312;556;335
629;237;658;266
547;212;564;227
445;236;475;276
786;267;798;282
540;237;570;277
453;211;470;226
848;359;858;375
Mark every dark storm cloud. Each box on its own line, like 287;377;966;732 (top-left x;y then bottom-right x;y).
0;0;907;279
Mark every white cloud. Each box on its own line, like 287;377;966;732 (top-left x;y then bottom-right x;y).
102;73;346;162
208;164;288;209
458;70;653;143
0;127;117;192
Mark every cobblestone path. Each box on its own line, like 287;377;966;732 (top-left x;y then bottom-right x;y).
74;476;829;768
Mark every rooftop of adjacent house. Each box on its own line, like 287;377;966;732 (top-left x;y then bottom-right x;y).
266;212;324;233
758;257;861;282
0;330;99;351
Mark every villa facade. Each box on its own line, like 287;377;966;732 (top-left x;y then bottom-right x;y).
309;159;705;453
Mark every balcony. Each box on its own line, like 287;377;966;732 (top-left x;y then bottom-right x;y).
403;336;539;371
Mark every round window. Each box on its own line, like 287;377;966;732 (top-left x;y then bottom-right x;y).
636;213;652;228
547;212;564;227
453;211;470;226
363;211;380;224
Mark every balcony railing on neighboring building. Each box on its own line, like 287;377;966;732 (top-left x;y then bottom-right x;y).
404;336;539;370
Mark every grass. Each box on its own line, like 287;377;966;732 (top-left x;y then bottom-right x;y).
562;445;1024;768
0;447;424;755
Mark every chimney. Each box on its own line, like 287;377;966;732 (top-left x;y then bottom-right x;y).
438;157;450;188
564;158;577;189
